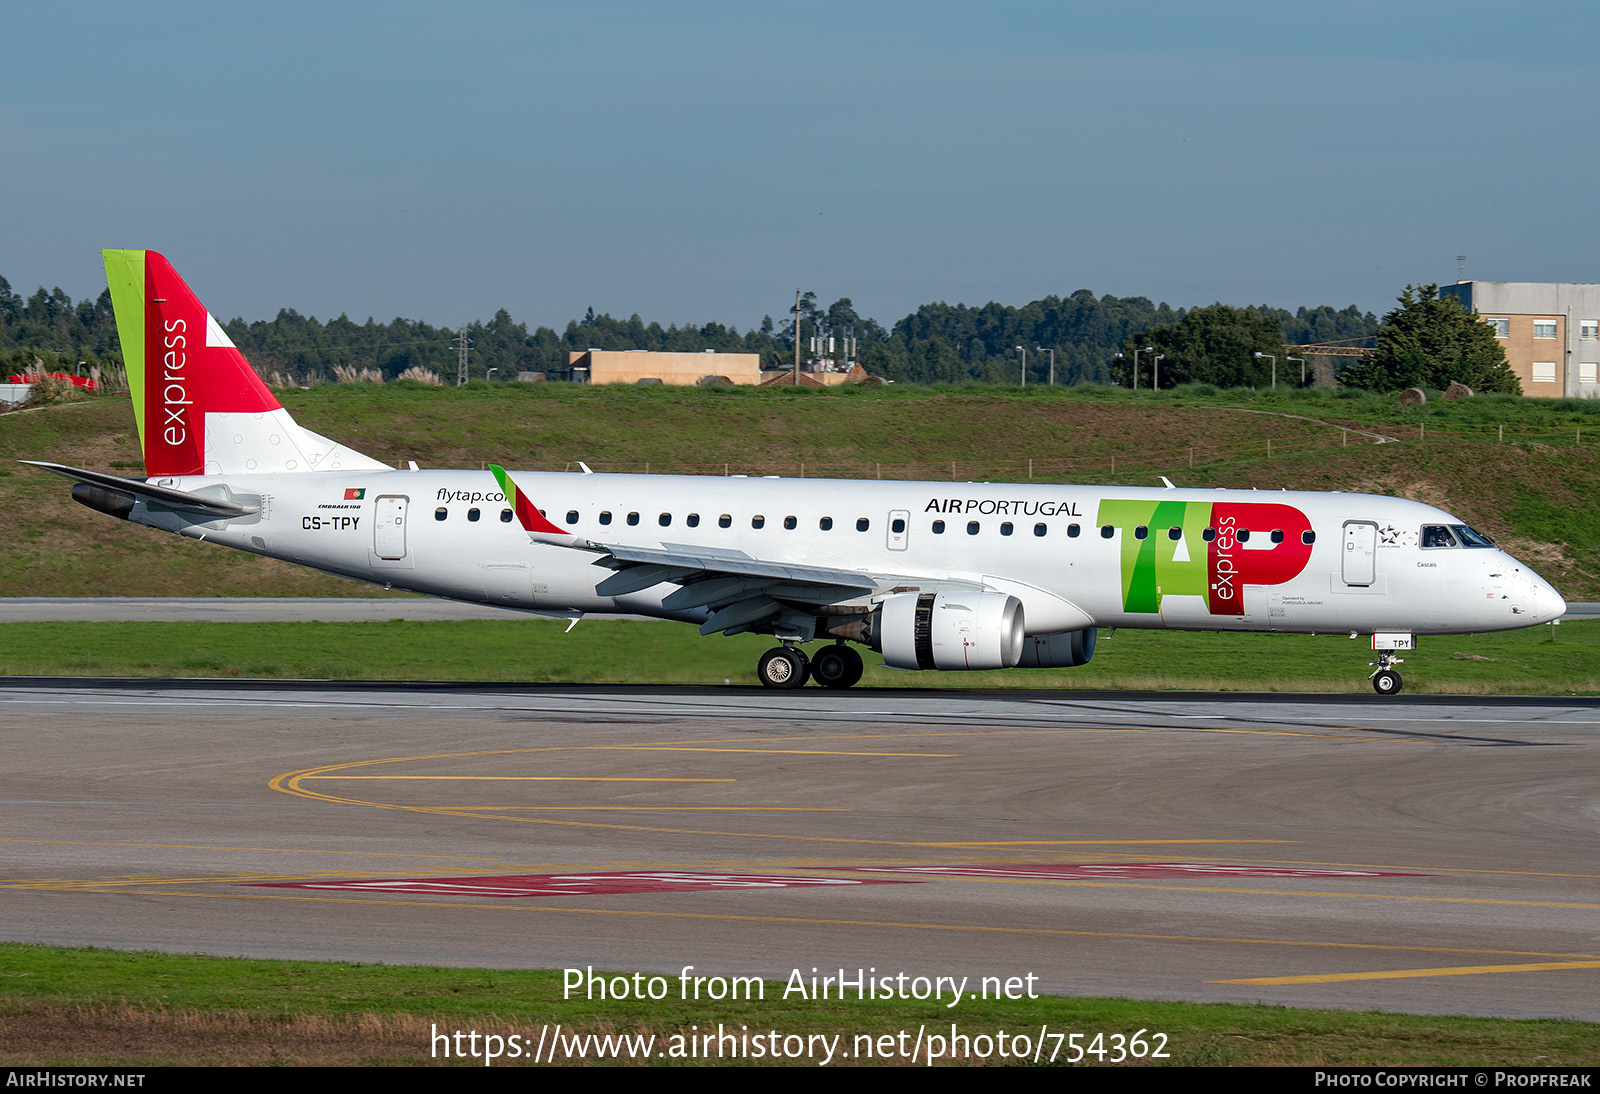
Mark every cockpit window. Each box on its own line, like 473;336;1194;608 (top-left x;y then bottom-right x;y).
1454;524;1495;548
1421;525;1458;549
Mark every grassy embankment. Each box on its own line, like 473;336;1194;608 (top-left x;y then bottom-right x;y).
3;944;1596;1066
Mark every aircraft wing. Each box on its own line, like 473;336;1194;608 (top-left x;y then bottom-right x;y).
589;541;987;636
490;464;989;635
598;542;879;589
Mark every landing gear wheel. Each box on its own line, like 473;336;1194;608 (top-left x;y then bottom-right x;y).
811;644;864;689
757;646;810;690
1372;669;1402;696
1368;648;1406;697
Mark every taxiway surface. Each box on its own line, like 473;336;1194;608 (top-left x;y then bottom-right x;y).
3;679;1598;1021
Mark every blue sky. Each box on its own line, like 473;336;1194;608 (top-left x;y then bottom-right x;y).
6;1;1597;332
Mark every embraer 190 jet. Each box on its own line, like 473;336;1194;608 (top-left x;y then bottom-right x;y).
25;251;1566;693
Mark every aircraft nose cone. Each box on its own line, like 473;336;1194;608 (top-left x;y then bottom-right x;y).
1539;577;1568;624
1522;572;1566;624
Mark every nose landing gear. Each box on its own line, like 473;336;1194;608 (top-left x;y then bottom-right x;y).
1366;632;1413;696
1368;652;1404;695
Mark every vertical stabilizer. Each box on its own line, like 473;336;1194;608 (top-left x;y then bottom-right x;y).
101;250;389;478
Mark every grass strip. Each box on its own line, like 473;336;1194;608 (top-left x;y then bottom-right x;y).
0;618;1593;693
1;944;1596;1066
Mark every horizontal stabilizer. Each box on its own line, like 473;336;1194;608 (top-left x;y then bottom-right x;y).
21;461;258;518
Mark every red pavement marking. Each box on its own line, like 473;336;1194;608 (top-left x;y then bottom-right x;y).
251;871;921;897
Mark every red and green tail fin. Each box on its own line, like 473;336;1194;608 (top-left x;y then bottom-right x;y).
103;249;282;477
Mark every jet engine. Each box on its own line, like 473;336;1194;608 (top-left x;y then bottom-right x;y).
875;591;1025;671
1017;626;1097;667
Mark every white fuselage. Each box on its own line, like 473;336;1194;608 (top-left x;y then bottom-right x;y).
136;468;1564;639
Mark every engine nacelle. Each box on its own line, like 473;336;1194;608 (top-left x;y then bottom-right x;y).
1017;627;1098;668
876;591;1025;671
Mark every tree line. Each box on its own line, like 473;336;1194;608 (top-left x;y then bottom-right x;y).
1;271;1506;393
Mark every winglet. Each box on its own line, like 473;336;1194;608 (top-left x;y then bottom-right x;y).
489;464;570;536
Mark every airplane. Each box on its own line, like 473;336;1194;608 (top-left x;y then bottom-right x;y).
24;250;1567;695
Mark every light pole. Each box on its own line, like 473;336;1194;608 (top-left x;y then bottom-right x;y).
1286;355;1305;387
1015;345;1027;387
1037;347;1054;386
1254;351;1278;390
1133;345;1153;390
1152;354;1164;391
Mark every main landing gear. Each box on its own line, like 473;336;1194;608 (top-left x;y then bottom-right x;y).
757;645;808;689
810;643;864;690
1368;653;1404;696
756;643;864;690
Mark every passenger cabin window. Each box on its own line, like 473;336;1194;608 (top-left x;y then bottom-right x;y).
1001;522;1013;536
890;517;905;533
627;512;640;526
1167;527;1181;541
1270;529;1284;544
563;510;576;525
434;507;447;521
1202;528;1216;542
932;520;946;534
659;513;671;527
752;515;765;529
783;516;797;530
967;521;980;535
499;509;512;523
1035;523;1048;537
1100;525;1114;539
1421;525;1459;549
468;508;481;522
1302;530;1316;545
687;513;700;528
1134;525;1148;540
1237;529;1251;543
599;511;612;526
819;516;833;531
1067;524;1079;537
719;514;732;528
857;518;870;532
